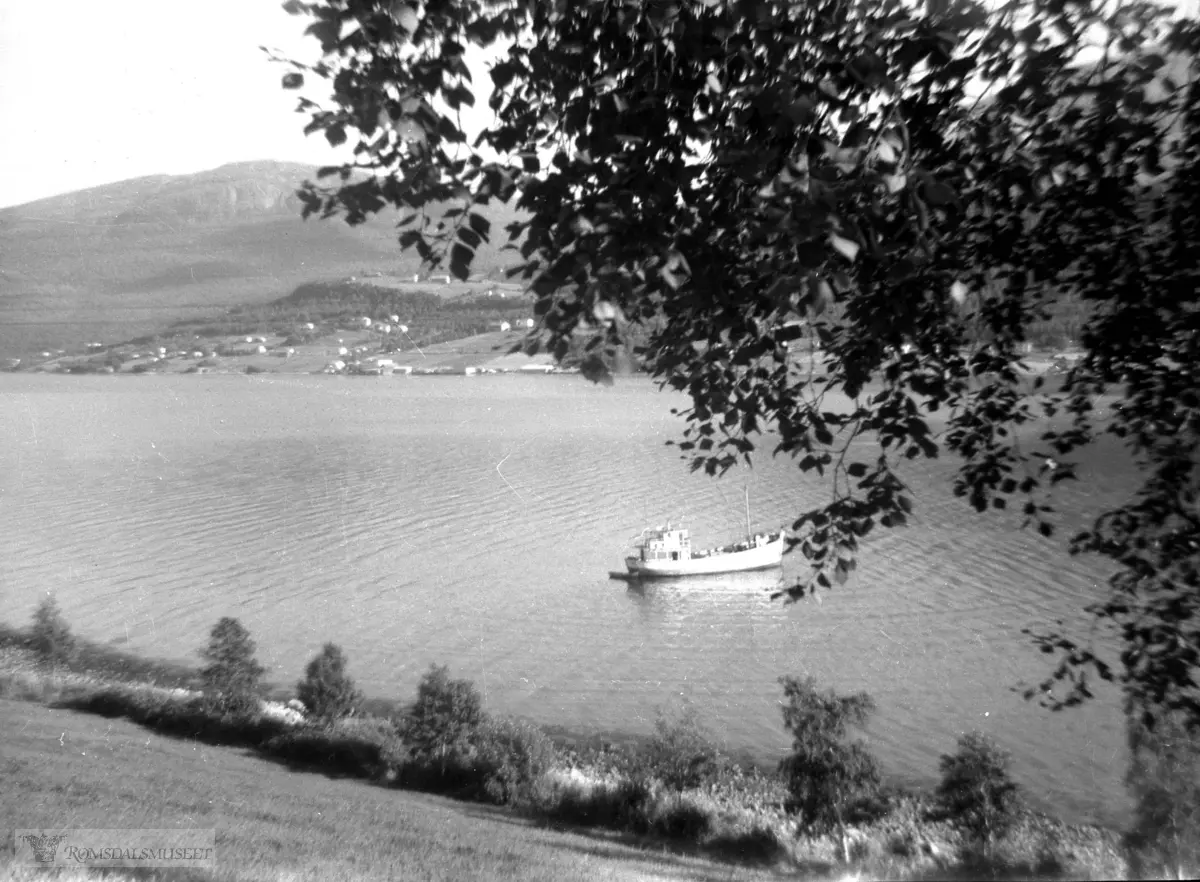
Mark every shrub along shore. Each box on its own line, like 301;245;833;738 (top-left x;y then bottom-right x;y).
2;598;1178;880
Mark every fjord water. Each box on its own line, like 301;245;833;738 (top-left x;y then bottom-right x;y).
1;373;1135;826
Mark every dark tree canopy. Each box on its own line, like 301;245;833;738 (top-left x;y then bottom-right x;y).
30;593;76;668
276;0;1200;729
200;616;266;714
298;641;363;721
777;675;881;834
403;663;485;770
936;731;1024;845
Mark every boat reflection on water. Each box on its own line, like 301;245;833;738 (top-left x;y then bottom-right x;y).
617;568;788;619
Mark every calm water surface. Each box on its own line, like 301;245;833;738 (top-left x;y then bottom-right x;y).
0;373;1137;826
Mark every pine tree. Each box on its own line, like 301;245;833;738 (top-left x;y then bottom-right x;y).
297;642;362;723
200;617;265;716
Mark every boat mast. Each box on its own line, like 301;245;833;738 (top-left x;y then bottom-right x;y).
744;485;751;541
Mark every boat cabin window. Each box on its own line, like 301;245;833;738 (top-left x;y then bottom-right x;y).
670;552;679;561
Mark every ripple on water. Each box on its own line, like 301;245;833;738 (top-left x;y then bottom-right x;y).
0;373;1134;827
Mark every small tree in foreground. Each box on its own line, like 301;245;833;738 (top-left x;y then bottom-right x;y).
200;617;266;716
402;664;484;774
30;594;76;669
643;704;725;792
936;731;1023;853
1126;711;1200;881
778;676;880;862
297;642;362;723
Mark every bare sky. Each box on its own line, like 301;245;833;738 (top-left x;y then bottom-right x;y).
0;1;315;206
1;0;1195;209
0;0;494;208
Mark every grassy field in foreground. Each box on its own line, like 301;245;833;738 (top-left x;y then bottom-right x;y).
0;699;792;882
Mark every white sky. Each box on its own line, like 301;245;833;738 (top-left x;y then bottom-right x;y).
0;0;311;206
0;0;491;208
1;0;1195;209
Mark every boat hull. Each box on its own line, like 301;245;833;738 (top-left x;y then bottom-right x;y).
625;534;784;578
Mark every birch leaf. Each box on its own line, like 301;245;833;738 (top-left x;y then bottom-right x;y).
829;233;860;262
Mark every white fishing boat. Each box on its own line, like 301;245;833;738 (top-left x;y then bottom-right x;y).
622;490;785;578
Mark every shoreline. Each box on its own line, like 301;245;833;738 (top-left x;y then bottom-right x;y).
5;321;1087;379
0;621;775;775
0;620;1129;880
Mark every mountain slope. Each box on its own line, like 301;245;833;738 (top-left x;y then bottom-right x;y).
0;161;521;357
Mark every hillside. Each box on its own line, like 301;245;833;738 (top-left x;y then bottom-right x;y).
0;161;523;358
0;699;785;882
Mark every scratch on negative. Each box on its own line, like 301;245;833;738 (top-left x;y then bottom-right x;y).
495;452;523;501
402;329;426;358
24;396;38;448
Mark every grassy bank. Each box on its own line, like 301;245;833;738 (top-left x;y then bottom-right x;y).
0;698;786;882
0;618;1132;881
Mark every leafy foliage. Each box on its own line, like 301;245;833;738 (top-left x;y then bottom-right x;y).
646;794;713;841
936;731;1023;847
60;685;286;749
266;718;399;780
401;663;484;773
1125;710;1200;880
30;594;76;669
279;0;1200;731
536;773;656;834
471;715;557;806
640;705;726;791
199;617;266;716
777;676;881;835
298;642;363;723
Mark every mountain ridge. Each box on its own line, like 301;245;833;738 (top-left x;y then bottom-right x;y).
0;160;522;358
